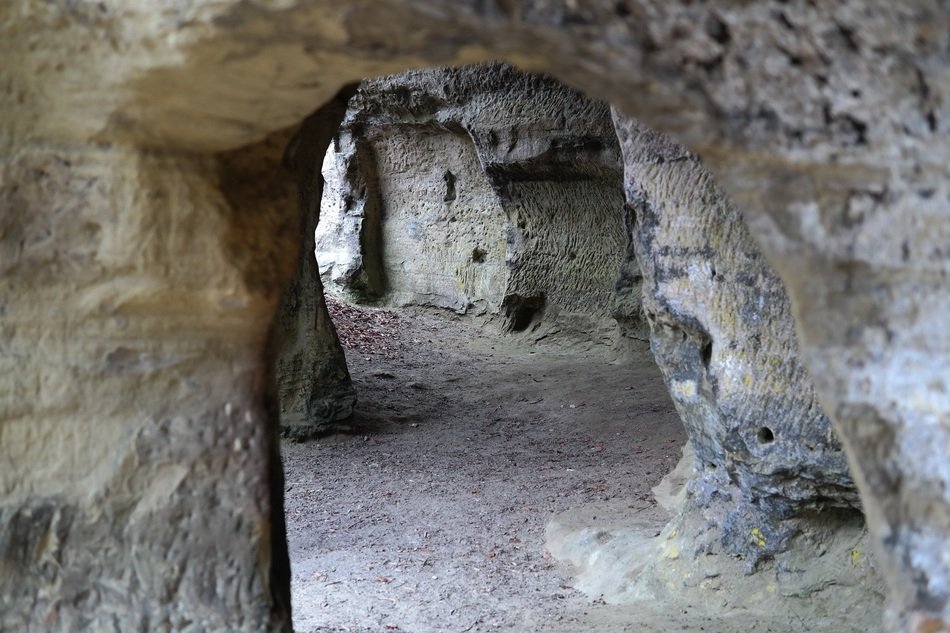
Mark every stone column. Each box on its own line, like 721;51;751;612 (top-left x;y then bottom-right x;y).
611;112;860;564
722;148;950;633
273;87;358;440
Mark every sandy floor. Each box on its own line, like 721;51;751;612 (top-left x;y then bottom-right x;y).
281;305;687;633
283;303;886;633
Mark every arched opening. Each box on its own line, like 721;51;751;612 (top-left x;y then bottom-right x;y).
271;63;874;632
281;63;691;632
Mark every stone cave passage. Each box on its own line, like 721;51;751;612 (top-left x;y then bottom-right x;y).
281;301;688;633
275;64;881;633
7;6;948;633
277;64;695;632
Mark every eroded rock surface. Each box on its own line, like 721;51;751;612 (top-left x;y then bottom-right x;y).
316;64;636;339
272;88;358;440
2;1;948;631
612;113;861;566
0;137;296;632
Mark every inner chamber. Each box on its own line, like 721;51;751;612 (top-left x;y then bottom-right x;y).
274;62;878;633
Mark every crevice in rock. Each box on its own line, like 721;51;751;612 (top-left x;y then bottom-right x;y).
503;292;547;333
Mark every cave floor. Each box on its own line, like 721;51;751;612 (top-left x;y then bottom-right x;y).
281;304;865;633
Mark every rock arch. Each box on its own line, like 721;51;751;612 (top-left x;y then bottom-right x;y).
1;2;947;631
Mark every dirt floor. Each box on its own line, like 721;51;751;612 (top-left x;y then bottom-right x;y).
282;301;886;633
282;302;687;633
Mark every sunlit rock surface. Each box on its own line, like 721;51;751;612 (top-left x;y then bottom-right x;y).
316;64;635;339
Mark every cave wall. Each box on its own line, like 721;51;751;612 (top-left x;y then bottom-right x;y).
366;124;510;314
0;135;296;631
317;121;510;313
316;64;632;337
2;1;948;631
272;89;357;440
612;114;859;565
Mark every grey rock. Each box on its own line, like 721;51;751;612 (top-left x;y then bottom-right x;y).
613;112;859;566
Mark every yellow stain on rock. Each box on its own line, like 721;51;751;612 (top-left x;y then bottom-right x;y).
851;548;863;566
671;380;697;399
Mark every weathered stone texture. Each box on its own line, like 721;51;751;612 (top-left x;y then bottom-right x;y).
317;64;631;337
613;113;859;564
342;122;509;314
2;1;949;630
612;5;950;627
271;89;357;440
0;142;294;631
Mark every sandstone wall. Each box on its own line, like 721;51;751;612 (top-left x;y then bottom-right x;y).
0;138;295;631
366;124;509;314
272;89;357;440
2;1;948;630
315;130;387;301
318;122;511;314
613;114;859;565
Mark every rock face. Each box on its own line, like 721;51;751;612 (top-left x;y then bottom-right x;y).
318;107;510;314
316;64;634;339
612;114;859;564
0;134;296;631
272;88;358;440
2;1;949;631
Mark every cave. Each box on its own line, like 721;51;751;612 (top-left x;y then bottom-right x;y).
273;63;875;632
283;65;693;631
2;4;948;633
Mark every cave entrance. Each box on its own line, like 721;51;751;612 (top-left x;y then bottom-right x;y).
277;64;689;632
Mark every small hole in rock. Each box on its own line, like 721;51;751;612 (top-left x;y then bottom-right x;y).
510;305;539;332
471;247;486;263
757;427;775;444
443;169;457;202
701;340;713;368
503;294;546;333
